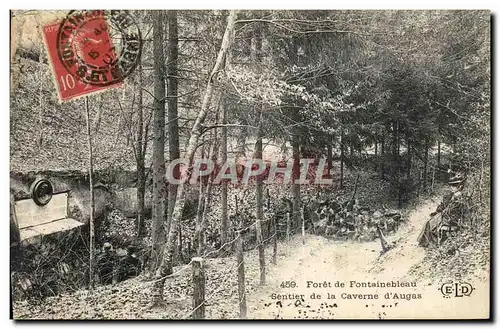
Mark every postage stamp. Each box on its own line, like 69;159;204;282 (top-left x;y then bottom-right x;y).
42;10;142;101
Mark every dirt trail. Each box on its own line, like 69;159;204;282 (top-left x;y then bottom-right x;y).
246;194;489;319
12;193;489;320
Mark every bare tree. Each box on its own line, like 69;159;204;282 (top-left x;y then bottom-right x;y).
135;61;147;237
152;10;238;303
220;24;232;253
149;10;166;273
166;10;180;234
252;28;265;285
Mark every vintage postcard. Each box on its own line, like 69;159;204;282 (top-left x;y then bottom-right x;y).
9;9;491;320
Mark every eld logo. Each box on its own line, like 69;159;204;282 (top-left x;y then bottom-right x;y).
439;280;474;298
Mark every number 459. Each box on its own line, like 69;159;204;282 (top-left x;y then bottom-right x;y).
280;281;297;288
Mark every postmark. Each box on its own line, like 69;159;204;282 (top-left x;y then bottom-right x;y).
42;20;118;102
56;10;142;87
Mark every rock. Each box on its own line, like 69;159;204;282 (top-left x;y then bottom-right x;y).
116;248;128;257
330;201;341;213
384;209;400;217
359;234;372;242
325;225;337;236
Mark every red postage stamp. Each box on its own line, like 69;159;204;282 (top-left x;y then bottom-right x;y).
42;10;141;102
42;19;119;102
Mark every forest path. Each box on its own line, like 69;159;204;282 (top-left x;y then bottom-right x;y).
246;193;489;319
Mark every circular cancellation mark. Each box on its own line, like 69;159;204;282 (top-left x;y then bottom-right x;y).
56;10;142;87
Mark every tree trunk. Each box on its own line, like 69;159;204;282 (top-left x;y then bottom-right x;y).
194;188;205;256
396;121;402;208
327;141;332;178
252;25;266;286
236;218;247;318
292;133;301;227
196;131;219;256
431;163;436;191
150;11;166;273
191;257;205;319
136;166;146;238
255;137;266;285
152;11;238;303
167;10;180;235
236;123;247;157
195;141;207;255
272;214;277;265
287;36;301;229
392;121;398;157
351;174;360;200
178;223;183;263
221;107;228;246
340;129;344;189
38;50;44;148
202;100;221;213
437;139;441;168
380;134;385;180
286;212;291;242
220;39;230;252
374;135;378;172
396;121;401;166
301;206;305;245
84;96;95;290
136;61;146;238
398;183;403;208
406;132;411;178
423;139;429;191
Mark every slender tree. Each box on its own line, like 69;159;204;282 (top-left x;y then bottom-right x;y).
135;61;146;237
220;101;228;248
150;10;166;273
252;26;266;285
166;10;180;234
152;10;238;303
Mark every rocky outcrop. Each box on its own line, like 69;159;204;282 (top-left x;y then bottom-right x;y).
311;199;405;241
